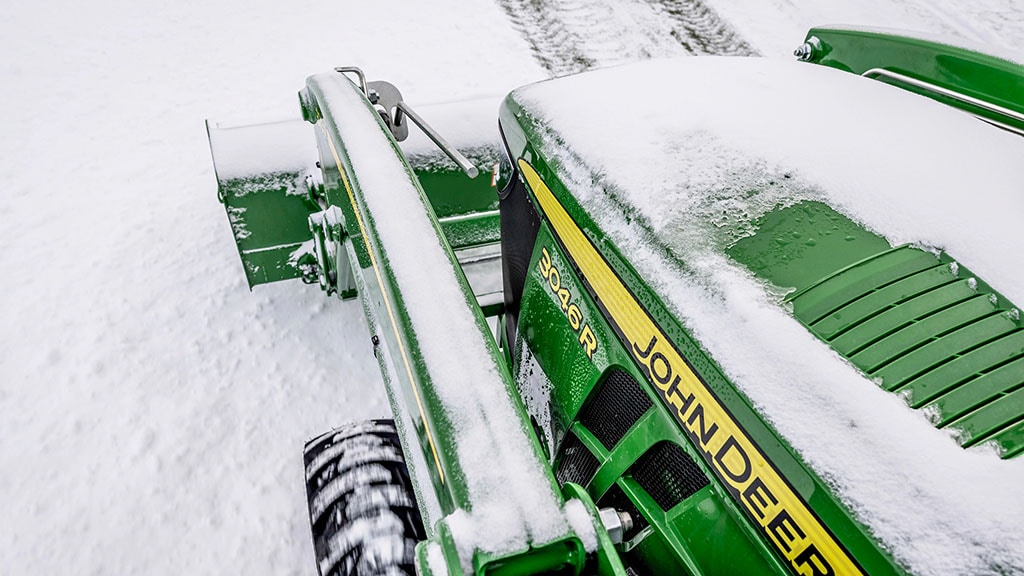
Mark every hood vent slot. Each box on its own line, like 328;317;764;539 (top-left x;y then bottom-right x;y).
580;368;653;450
631;441;709;511
791;245;1024;459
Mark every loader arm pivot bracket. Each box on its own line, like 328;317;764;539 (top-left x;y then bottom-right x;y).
333;66;480;178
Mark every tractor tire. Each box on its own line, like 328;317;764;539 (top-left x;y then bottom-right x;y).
304;419;425;576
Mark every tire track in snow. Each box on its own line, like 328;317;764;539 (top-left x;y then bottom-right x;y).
652;0;758;57
496;0;757;77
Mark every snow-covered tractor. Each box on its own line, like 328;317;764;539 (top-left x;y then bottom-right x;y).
207;27;1024;576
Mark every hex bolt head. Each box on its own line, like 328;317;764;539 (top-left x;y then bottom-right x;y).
794;36;822;61
599;507;632;544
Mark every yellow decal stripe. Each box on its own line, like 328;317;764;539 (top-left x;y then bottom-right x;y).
520;159;861;576
321;122;445;485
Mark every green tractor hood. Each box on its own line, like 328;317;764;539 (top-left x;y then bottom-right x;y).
497;44;1024;576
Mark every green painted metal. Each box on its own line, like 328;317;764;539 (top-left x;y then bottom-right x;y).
500;98;905;575
727;201;890;292
561;483;628;576
727;201;1024;459
207;116;500;293
207;120;321;289
799;26;1024;134
416;525;588;576
411;150;502;250
472;537;587;576
300;72;590;575
794;248;1024;458
438;211;501;251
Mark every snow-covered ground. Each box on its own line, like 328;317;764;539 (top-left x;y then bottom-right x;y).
2;1;1023;574
0;1;540;574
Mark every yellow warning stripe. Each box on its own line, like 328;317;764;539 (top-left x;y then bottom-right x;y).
520;159;861;576
320;121;445;485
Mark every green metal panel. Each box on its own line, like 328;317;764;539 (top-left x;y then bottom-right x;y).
438;211;501;249
410;150;502;250
798;26;1024;134
207;120;321;288
727;201;891;292
410;150;501;218
728;200;1024;459
301;73;589;575
502;99;905;575
809;265;959;340
304;81;454;511
789;245;942;323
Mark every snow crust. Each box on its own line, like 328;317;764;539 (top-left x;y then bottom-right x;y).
0;1;543;575
316;73;568;569
564;498;598;553
208;119;318;181
709;0;1024;58
425;541;448;574
515;56;1024;575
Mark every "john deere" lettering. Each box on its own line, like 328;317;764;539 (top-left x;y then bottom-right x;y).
633;334;834;576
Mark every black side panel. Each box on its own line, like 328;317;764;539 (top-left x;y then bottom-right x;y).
555;431;600;487
631;441;710;511
580;368;654;450
499;164;541;348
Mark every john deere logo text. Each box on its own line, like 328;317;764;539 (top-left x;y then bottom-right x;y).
634;334;835;576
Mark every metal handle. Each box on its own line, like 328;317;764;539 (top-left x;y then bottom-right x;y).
334;67;369;97
395;101;480;178
335;66;480;178
862;67;1024;135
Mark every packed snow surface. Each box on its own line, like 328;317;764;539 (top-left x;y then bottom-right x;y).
711;0;1024;57
6;0;1024;574
514;56;1024;575
208;119;319;181
0;1;542;574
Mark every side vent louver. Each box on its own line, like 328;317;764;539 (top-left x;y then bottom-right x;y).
791;245;1024;459
631;442;709;511
579;368;654;450
555;431;600;487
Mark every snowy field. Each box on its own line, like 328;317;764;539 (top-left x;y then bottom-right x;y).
2;1;1023;574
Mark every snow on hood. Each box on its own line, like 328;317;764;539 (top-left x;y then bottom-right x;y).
513;57;1024;576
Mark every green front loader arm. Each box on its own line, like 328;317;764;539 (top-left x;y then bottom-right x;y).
296;70;622;576
796;26;1024;135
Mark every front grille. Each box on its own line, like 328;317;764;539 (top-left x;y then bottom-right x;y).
631;442;709;511
580;368;653;450
555;431;600;487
